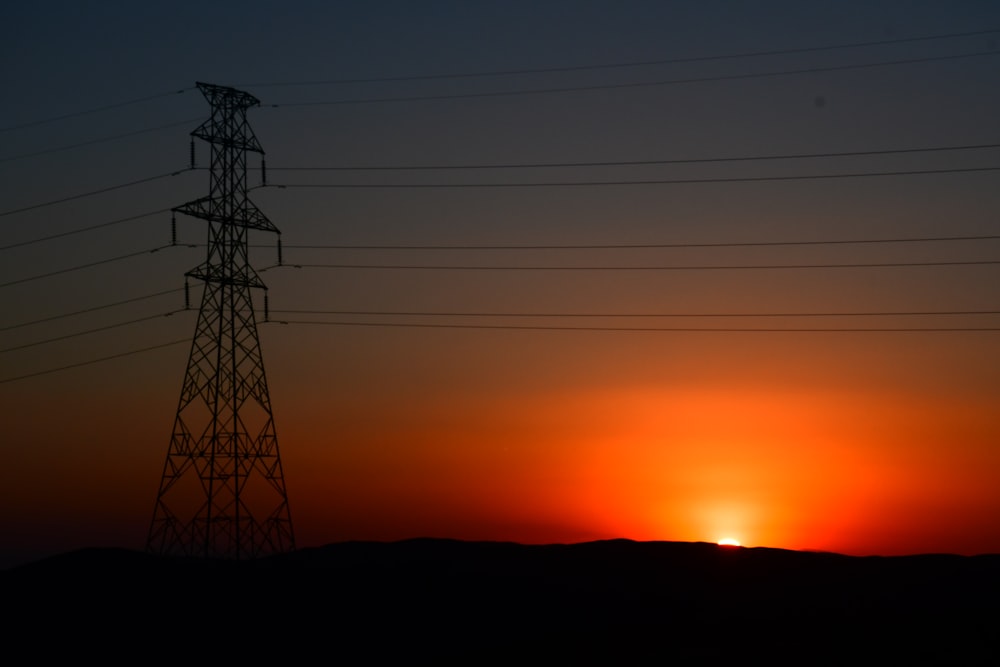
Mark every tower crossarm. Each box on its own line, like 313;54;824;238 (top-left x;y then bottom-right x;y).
184;263;268;290
173;197;279;233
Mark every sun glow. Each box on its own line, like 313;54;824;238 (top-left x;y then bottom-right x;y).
718;537;741;547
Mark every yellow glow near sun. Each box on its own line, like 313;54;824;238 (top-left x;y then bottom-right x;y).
718;537;741;547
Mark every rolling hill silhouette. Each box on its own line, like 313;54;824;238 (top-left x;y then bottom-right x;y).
5;538;997;660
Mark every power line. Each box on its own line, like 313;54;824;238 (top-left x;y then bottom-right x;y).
0;244;185;289
4;26;984;150
267;165;1000;189
265;49;1000;107
0;169;193;218
8;298;991;342
0;117;202;165
267;142;1000;172
267;319;1000;333
0;310;188;354
0;88;195;134
278;233;1000;251
0;287;185;332
254;234;1000;255
281;259;1000;271
268;308;1000;319
0;208;172;252
0;339;190;384
240;27;1000;88
6;306;995;384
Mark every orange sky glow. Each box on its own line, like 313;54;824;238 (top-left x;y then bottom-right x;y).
276;336;1000;557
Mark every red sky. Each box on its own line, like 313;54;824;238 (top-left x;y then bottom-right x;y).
10;320;1000;563
273;326;1000;556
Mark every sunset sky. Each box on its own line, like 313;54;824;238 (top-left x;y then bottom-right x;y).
3;1;1000;567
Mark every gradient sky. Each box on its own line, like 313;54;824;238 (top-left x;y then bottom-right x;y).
3;1;1000;567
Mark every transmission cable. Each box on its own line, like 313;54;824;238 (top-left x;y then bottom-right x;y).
266;319;1000;333
0;117;202;164
0;88;195;134
266;49;1000;107
0;287;185;332
282;259;1000;271
266;308;1000;319
0;310;188;355
266;141;1000;172
278;233;1000;251
0;339;190;384
241;27;1000;87
0;169;194;218
0;208;174;252
266;165;1000;189
0;244;190;289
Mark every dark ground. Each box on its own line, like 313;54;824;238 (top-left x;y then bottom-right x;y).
4;539;998;662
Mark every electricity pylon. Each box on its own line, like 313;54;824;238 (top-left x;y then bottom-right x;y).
147;82;294;559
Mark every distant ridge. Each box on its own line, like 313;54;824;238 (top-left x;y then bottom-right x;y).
5;538;998;660
11;536;994;573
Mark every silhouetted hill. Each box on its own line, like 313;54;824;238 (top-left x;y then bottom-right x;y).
5;539;998;661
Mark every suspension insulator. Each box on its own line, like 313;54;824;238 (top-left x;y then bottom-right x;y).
277;237;283;266
171;212;177;246
264;293;270;322
184;280;190;310
262;158;267;186
189;139;195;169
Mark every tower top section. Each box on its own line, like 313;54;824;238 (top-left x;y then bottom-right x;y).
194;81;261;109
190;81;264;154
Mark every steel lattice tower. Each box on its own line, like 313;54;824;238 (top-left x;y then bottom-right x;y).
147;82;294;559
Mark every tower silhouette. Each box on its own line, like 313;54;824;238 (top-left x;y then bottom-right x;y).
147;82;294;559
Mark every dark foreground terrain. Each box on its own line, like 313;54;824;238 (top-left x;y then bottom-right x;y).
5;539;998;661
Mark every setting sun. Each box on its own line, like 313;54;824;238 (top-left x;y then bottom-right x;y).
718;538;741;547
